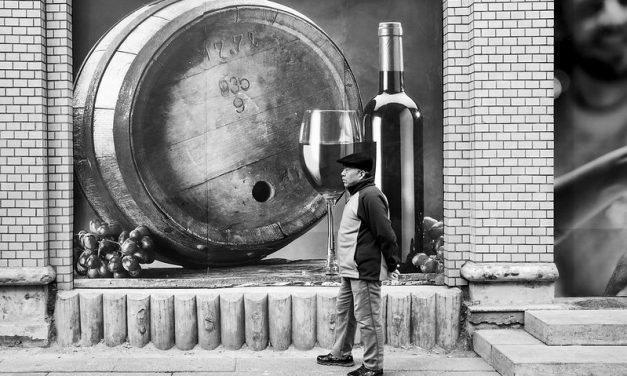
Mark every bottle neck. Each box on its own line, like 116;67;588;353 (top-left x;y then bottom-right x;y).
379;71;404;93
379;35;404;93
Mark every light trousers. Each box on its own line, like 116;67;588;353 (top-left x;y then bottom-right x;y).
331;277;384;371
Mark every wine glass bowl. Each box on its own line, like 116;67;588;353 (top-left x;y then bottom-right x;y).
299;109;375;275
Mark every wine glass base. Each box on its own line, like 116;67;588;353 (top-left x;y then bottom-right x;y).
324;262;339;276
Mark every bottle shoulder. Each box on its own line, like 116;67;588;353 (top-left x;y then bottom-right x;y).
364;92;419;112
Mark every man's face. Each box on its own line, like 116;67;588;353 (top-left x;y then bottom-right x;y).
564;0;627;79
341;167;364;188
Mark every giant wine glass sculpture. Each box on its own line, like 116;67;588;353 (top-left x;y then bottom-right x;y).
299;110;375;275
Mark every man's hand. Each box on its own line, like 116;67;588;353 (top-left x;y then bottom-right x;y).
389;268;400;281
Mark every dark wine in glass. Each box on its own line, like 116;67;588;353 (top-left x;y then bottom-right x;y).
299;110;375;275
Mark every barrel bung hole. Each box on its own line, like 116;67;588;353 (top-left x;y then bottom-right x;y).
252;181;274;202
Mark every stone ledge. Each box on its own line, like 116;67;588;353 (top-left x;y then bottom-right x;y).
0;322;50;346
466;281;556;306
0;285;51;347
525;309;627;346
473;329;543;365
71;260;444;289
474;329;627;376
466;303;567;313
465;304;566;327
461;262;558;283
493;343;627;376
0;266;56;286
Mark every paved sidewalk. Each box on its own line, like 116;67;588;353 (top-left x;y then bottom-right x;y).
0;344;499;376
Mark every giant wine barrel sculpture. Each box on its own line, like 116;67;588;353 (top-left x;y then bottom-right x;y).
74;0;361;267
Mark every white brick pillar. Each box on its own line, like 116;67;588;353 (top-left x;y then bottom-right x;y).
0;0;48;267
443;0;557;304
0;0;72;345
0;0;72;287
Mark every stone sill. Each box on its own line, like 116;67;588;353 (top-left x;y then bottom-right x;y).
72;260;445;289
464;297;627;327
466;303;565;313
466;296;627;314
461;262;559;283
0;322;50;343
0;266;56;286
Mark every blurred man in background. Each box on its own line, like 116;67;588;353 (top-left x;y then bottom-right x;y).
555;0;627;296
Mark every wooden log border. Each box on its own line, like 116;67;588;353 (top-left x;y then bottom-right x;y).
127;293;150;348
54;287;462;351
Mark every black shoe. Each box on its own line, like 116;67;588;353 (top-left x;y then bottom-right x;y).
316;353;355;367
347;364;383;376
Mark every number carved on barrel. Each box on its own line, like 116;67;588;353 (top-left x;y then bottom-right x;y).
218;76;251;113
205;32;259;62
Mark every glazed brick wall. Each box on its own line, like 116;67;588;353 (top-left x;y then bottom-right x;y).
442;0;554;286
1;0;554;289
0;1;48;268
0;0;73;289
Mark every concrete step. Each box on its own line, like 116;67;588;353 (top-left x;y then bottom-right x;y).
474;329;627;376
525;309;627;345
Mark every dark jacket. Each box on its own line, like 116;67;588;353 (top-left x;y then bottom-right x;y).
336;177;400;281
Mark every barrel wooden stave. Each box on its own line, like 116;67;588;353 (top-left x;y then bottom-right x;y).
74;0;173;235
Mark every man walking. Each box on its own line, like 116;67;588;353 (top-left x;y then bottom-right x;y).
316;152;401;376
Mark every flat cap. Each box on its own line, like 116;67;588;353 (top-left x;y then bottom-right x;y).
337;152;373;172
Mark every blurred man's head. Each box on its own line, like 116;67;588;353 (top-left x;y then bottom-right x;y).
560;0;627;80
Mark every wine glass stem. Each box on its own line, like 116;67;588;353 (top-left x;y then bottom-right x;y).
326;199;339;275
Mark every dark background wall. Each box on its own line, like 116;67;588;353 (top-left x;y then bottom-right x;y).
72;0;444;261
